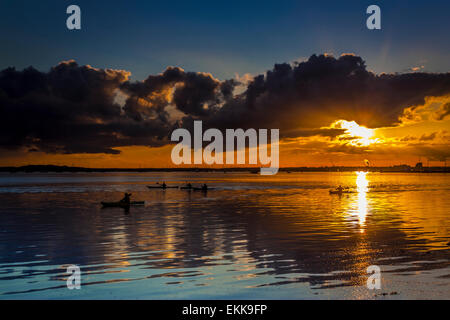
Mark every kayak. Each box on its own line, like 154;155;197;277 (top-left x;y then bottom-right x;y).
101;201;145;208
192;187;215;191
329;190;352;195
147;185;178;189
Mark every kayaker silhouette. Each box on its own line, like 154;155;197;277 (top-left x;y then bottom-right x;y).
162;182;167;188
336;185;344;192
201;183;208;191
120;193;132;205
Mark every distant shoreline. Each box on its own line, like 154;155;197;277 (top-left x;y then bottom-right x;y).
0;165;448;173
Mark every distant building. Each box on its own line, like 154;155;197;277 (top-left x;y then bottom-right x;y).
380;164;411;172
392;164;411;172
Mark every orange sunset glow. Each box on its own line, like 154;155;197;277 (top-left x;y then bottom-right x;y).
1;68;449;169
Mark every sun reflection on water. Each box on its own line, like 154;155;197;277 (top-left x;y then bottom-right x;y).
354;171;369;232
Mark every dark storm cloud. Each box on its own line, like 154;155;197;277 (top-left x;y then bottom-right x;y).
121;67;232;118
199;54;450;133
172;71;221;116
120;66;185;121
1;54;449;155
0;60;172;153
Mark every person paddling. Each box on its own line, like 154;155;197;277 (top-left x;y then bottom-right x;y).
201;183;208;191
120;192;132;205
336;185;344;193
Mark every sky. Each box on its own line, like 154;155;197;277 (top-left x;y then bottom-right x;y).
0;0;449;167
1;0;449;79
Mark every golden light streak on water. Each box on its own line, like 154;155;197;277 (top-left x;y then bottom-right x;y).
354;171;369;232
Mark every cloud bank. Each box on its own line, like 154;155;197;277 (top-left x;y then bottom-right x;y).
1;54;449;155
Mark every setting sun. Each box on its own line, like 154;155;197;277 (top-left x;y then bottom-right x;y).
332;120;376;146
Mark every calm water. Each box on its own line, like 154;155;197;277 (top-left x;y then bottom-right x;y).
0;172;449;299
